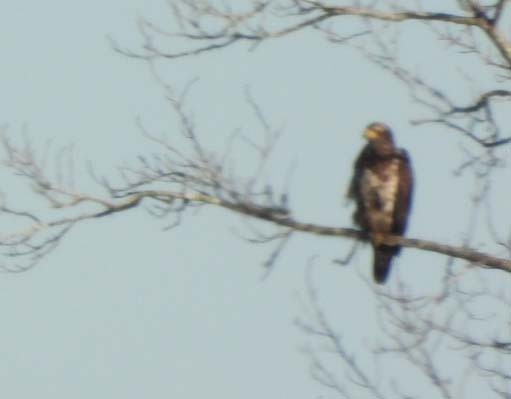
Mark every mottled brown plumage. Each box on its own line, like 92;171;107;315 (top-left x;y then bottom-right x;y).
347;122;413;283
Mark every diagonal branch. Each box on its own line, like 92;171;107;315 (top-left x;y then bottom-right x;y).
445;90;511;114
7;189;510;274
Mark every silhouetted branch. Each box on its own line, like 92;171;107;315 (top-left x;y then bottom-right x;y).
114;1;511;155
298;254;509;397
297;262;386;398
445;90;511;114
1;182;510;274
1;76;510;273
115;1;511;69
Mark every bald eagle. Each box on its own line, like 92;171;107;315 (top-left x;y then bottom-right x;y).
347;123;413;283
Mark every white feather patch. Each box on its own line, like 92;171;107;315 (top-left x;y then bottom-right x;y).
360;159;400;233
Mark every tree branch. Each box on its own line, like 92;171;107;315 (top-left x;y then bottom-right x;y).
118;1;511;70
139;190;511;273
444;90;511;115
6;189;509;274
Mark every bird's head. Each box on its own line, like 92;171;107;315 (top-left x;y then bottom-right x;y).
363;122;395;154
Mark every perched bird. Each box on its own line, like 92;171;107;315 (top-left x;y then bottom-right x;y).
347;122;413;283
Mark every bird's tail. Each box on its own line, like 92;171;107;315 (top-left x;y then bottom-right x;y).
373;245;398;284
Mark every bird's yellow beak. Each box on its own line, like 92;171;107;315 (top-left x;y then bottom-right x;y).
364;128;379;140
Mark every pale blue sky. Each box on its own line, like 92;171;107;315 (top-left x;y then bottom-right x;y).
0;1;509;398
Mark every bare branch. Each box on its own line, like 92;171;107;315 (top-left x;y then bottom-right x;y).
445;90;511;115
116;1;511;70
1;185;510;274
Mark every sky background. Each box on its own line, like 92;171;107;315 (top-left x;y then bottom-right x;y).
0;1;509;398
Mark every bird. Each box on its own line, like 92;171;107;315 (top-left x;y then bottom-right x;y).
347;122;413;283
